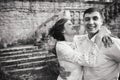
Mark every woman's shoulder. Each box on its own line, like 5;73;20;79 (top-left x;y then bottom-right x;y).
57;41;73;46
56;41;67;47
74;34;88;42
57;41;67;44
56;41;75;50
56;41;74;53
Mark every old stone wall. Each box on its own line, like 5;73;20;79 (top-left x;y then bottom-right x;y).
0;1;59;48
0;1;104;48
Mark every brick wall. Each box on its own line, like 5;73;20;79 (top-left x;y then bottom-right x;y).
0;1;58;48
109;16;120;38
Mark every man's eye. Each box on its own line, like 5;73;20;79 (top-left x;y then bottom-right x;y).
68;23;72;25
85;17;90;21
93;16;98;21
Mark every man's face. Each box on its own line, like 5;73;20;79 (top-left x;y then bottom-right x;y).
83;11;103;34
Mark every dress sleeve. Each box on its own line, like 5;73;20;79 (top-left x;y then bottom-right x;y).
56;41;97;67
104;37;120;62
74;35;99;67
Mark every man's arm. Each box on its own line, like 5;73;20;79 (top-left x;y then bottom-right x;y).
104;37;120;62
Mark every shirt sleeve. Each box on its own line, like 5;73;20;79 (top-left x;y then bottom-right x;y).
104;37;120;62
56;41;97;67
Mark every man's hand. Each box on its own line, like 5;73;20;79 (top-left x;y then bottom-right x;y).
98;26;113;48
102;36;114;48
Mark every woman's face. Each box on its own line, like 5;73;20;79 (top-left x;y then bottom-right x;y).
63;20;77;36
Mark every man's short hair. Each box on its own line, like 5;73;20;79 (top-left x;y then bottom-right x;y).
83;7;104;18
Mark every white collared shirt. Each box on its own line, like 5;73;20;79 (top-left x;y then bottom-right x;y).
74;34;120;80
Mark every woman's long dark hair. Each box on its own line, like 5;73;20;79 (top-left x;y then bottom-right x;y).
49;18;68;41
47;18;69;78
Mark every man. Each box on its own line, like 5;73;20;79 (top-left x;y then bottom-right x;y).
78;7;120;80
54;8;120;80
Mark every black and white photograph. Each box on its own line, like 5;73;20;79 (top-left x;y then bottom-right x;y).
0;0;120;80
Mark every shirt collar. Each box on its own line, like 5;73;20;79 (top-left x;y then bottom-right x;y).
90;34;97;43
86;33;97;43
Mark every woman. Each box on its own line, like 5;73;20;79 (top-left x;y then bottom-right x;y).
49;18;99;80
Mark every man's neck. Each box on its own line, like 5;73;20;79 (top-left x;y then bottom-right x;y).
88;30;99;39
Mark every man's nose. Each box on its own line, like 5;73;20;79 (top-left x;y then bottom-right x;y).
89;19;94;24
